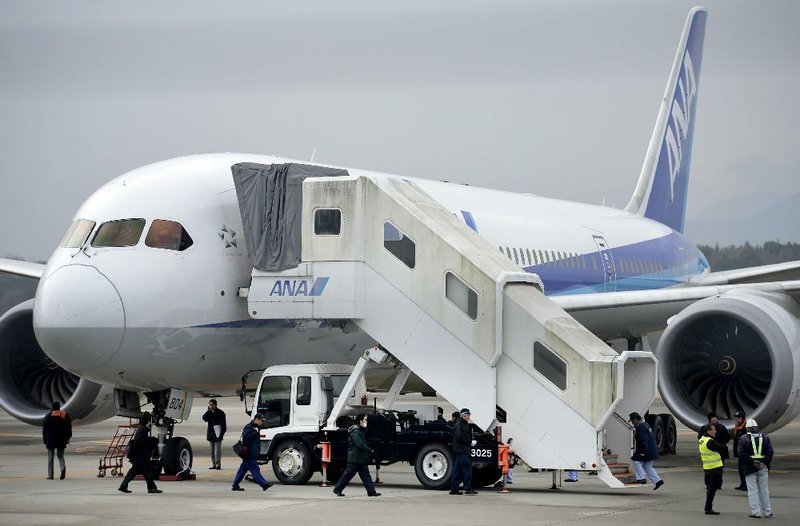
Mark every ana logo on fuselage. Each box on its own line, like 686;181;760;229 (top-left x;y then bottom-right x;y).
269;277;329;297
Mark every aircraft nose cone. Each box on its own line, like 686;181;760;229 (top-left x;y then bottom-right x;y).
33;265;125;372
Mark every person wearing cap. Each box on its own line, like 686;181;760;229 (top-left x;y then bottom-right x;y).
629;412;664;490
202;399;227;469
738;419;773;518
731;410;748;491
231;413;272;492
699;422;726;515
332;413;381;497
450;408;477;495
42;401;72;480
118;412;162;494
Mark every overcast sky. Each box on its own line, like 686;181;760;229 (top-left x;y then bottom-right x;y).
1;0;799;261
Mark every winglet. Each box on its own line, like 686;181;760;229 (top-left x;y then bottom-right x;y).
624;7;707;233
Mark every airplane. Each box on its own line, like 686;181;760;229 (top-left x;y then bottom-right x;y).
1;7;799;474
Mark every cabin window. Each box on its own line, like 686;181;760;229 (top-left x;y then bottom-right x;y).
91;219;146;248
505;247;512;260
512;247;519;265
257;375;292;428
445;271;478;320
526;249;532;266
539;250;545;265
314;208;342;236
60;219;96;248
296;376;312;406
145;219;193;251
533;342;567;391
383;221;415;269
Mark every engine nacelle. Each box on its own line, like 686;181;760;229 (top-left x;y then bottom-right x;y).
657;289;800;433
0;300;116;426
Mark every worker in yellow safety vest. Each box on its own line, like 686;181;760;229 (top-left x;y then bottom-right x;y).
738;419;774;518
698;424;727;515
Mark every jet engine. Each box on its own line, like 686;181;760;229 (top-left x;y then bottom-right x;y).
657;289;800;432
0;300;115;426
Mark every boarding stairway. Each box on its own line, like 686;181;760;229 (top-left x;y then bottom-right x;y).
240;170;657;488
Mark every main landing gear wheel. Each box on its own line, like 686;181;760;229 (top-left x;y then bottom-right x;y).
414;442;453;490
272;439;313;485
645;414;665;454
162;436;193;475
660;414;677;454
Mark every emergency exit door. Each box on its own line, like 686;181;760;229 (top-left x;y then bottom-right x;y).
592;234;617;292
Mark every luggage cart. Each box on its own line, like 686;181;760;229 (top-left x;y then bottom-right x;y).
98;423;138;477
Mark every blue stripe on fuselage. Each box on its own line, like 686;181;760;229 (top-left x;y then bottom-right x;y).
522;232;708;296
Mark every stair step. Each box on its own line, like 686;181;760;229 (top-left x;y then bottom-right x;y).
607;463;631;474
603;455;619;464
614;471;639;484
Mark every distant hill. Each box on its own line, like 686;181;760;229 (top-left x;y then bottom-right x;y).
685;192;800;246
698;241;800;271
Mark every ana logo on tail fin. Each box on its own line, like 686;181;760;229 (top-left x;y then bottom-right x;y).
625;7;707;233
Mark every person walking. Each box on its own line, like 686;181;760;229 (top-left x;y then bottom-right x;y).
42;401;72;480
629;412;664;490
739;419;773;519
332;413;381;497
118;412;162;494
202;399;227;469
231;413;272;492
450;408;476;495
731;410;748;491
699;423;727;515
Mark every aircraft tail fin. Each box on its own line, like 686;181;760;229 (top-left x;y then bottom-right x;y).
624;7;707;233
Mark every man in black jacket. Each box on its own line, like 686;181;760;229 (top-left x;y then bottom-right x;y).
231;413;272;492
739;419;773;518
629;412;664;490
118;412;162;494
730;410;748;490
42;401;72;480
202;399;227;469
450;408;476;495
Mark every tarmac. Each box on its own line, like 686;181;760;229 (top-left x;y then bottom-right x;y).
1;398;798;525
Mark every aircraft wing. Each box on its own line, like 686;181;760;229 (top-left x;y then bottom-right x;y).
0;258;45;279
688;260;800;286
554;276;800;340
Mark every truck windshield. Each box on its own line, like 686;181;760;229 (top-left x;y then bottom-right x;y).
330;375;353;398
257;376;291;428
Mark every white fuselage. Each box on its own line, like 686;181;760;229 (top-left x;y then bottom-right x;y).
31;153;707;396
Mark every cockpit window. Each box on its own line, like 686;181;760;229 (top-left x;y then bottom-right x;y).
91;219;146;248
145;220;194;251
59;219;96;248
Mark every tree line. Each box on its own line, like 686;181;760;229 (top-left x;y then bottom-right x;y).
698;241;800;271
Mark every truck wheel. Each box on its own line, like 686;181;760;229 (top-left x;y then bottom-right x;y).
162;437;193;475
272;439;313;485
471;464;502;487
414;443;453;490
660;414;677;454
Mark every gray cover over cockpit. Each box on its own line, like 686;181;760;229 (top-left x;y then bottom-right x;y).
232;162;349;271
